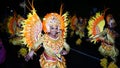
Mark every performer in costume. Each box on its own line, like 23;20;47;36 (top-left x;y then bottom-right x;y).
7;11;25;45
87;9;119;68
75;17;87;45
70;15;87;45
18;1;70;68
6;12;28;57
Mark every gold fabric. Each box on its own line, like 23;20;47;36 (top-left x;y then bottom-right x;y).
39;53;66;68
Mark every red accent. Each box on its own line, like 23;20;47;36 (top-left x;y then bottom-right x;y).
43;52;57;61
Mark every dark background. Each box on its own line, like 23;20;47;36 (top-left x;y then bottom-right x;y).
0;0;120;68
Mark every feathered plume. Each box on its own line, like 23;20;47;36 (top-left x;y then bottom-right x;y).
20;0;42;50
87;12;105;44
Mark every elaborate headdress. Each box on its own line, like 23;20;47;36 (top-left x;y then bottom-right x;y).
43;13;64;33
106;14;116;28
43;4;69;38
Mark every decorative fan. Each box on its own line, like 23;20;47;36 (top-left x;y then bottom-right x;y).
87;12;105;44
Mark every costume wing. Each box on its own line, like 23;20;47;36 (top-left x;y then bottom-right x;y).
62;12;70;38
7;15;16;35
87;12;105;44
20;9;42;50
7;12;24;36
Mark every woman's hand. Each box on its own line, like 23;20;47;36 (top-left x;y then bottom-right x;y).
24;50;34;62
60;50;68;55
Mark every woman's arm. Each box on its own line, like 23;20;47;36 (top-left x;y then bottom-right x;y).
93;28;107;39
25;36;43;61
60;41;70;55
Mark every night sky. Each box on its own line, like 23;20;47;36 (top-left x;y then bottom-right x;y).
0;0;120;68
1;0;120;18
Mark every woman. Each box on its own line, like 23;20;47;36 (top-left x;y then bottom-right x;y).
87;10;119;67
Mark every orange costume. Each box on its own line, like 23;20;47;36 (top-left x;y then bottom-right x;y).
7;12;25;45
18;1;70;68
87;9;119;68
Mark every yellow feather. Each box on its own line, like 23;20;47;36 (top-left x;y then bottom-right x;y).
87;12;105;44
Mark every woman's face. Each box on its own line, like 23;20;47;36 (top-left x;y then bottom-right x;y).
106;14;116;28
49;26;59;36
108;18;116;28
49;26;60;38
